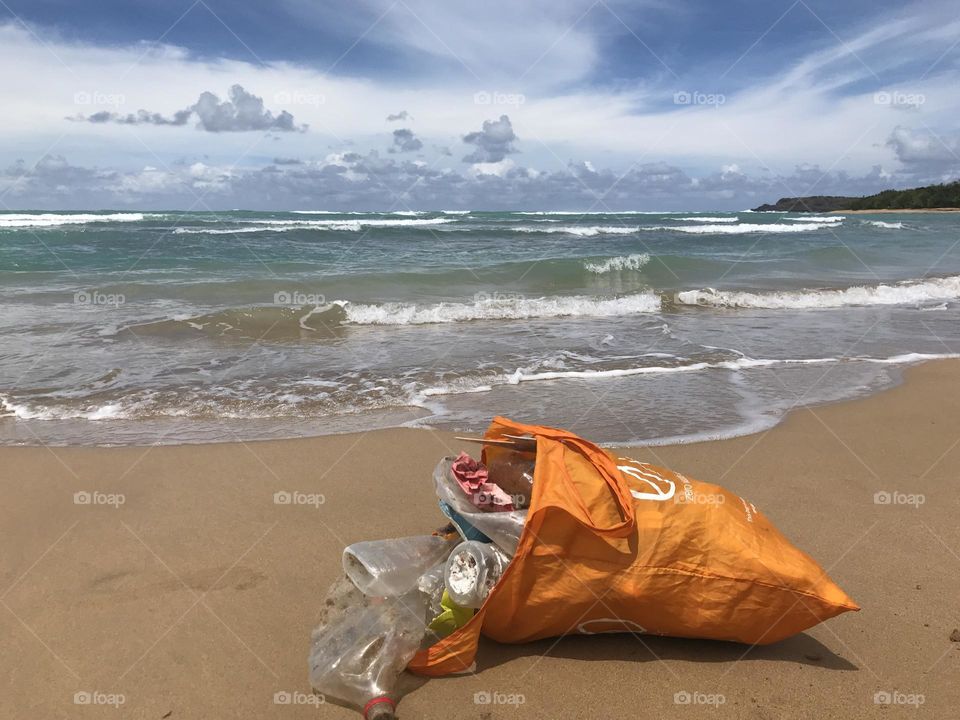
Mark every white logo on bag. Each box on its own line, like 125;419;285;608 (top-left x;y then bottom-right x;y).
617;458;675;502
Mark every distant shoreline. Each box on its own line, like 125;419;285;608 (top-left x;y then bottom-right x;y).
752;180;960;212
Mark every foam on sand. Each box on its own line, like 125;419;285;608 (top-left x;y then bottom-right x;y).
501;352;959;385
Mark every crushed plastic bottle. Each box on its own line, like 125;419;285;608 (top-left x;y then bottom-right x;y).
308;575;432;719
343;535;456;597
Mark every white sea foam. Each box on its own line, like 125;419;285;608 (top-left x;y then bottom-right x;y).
786;216;844;223
643;222;837;234
583;253;651;274
0;394;131;420
514;225;638;236
291;210;429;215
253;217;453;227
862;220;904;229
514;211;655;215
863;352;960;364
507;357;819;384
503;353;958;385
174;226;278;235
419;383;495;398
340;292;662;325
173;217;455;234
668;216;738;223
0;213;145;228
675;275;960;309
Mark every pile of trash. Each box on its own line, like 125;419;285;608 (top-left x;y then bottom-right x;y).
308;437;534;719
308;417;859;719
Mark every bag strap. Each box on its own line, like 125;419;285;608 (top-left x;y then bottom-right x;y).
490;416;636;538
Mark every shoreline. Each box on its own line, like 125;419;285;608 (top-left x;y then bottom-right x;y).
3;353;951;450
3;360;959;717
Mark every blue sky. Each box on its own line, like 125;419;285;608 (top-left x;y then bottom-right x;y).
0;0;958;209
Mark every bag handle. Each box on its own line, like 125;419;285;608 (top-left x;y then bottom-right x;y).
489;416;636;538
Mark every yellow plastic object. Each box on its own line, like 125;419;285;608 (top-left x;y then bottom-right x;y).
427;590;475;637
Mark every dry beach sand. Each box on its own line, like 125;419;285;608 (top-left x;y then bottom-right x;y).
2;361;960;718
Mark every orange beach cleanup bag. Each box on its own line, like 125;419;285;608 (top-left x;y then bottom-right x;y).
408;417;858;676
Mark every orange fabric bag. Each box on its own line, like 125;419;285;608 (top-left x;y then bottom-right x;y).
408;417;858;676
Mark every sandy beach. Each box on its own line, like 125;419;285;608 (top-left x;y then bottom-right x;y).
3;360;959;718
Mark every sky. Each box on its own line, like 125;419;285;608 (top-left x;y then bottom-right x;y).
0;0;958;210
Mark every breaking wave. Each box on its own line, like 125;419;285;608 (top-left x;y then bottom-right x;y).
341;293;662;324
514;211;655;215
121;293;664;338
0;213;145;228
645;222;838;234
290;210;471;216
119;274;960;343
583;253;650;274
675;275;960;309
862;220;904;229
514;225;638;236
172;217;455;234
668;216;739;223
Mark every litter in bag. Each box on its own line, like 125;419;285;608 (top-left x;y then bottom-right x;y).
408;416;859;676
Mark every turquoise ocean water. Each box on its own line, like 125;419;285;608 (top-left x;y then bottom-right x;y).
1;209;958;445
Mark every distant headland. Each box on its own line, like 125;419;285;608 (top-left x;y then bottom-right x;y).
752;180;960;212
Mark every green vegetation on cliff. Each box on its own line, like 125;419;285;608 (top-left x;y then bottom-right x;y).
848;180;960;209
753;180;960;212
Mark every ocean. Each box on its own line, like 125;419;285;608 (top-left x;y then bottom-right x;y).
1;209;958;446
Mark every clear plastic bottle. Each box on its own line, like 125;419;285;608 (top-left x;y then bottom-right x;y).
308;576;431;719
342;535;456;597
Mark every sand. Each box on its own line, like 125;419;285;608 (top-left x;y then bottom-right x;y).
2;361;960;718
